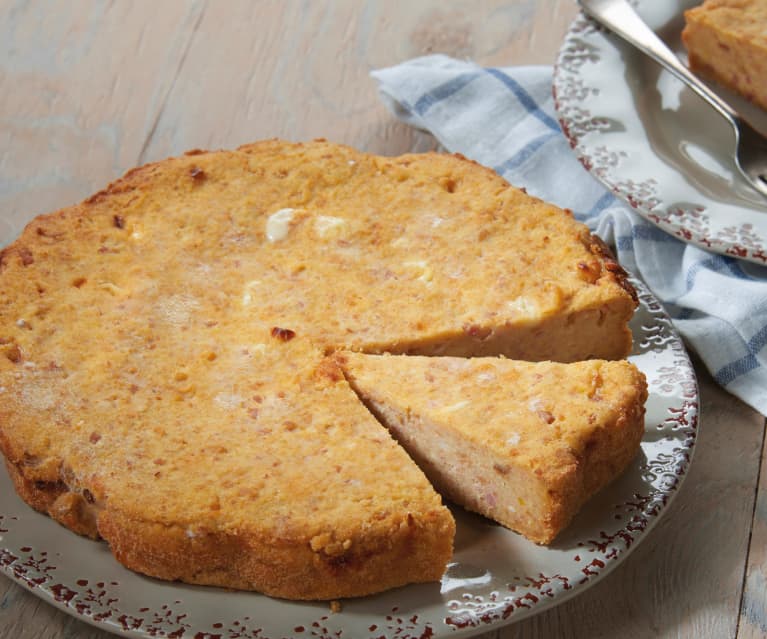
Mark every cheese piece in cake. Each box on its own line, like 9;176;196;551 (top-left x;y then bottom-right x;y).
683;0;767;111
339;352;648;544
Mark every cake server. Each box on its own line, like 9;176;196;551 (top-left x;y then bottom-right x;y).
578;0;767;199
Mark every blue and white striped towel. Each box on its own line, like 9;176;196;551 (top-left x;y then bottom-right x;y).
371;55;767;415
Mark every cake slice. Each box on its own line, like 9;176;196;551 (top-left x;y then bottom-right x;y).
339;352;648;544
683;0;767;111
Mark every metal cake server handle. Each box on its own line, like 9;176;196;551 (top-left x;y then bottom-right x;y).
578;0;767;199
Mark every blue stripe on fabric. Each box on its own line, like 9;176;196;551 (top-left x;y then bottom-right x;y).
612;231;755;286
684;255;752;292
493;131;560;175
687;256;730;285
711;254;758;281
634;224;683;242
484;68;561;132
722;256;758;281
616;235;634;252
616;224;683;251
413;72;481;115
714;324;767;385
585;191;616;218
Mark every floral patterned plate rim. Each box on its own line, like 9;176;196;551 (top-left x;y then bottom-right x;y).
553;0;767;265
0;278;698;639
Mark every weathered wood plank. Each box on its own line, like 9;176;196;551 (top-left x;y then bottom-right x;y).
0;0;205;242
738;423;767;639
136;0;577;162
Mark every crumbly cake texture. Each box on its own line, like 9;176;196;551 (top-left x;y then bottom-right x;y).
0;139;638;599
339;352;648;544
683;0;767;111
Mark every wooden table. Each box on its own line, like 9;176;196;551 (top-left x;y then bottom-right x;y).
1;2;765;637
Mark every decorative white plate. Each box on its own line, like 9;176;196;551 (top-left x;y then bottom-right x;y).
0;277;698;638
553;0;767;264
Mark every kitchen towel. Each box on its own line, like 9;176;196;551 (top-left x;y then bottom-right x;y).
372;55;767;415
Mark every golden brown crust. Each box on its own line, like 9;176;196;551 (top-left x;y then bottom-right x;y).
4;446;451;599
3;458;64;514
2;455;99;539
586;233;638;305
98;505;454;600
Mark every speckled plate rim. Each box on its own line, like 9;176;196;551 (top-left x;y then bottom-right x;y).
553;0;767;265
0;277;698;639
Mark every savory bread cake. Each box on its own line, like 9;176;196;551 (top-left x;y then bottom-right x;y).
683;0;767;111
339;352;648;544
0;139;639;598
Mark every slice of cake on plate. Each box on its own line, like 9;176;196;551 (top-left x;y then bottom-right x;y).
339;352;648;544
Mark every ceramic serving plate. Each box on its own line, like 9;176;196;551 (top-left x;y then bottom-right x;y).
554;0;767;264
0;274;698;638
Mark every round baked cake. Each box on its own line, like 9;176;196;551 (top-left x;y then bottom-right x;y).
0;139;640;599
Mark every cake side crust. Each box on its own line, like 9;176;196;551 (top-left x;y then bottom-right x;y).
97;504;454;600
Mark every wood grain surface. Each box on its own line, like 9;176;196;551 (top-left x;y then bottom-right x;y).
1;1;765;638
738;427;767;639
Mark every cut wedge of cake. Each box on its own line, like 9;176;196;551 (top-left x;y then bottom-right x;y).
339;352;648;544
